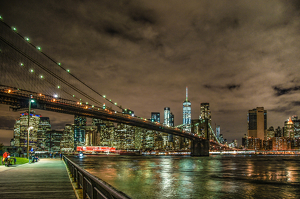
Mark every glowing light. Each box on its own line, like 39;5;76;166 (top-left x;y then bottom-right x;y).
40;75;43;78
30;69;34;73
85;106;88;109
58;63;61;66
20;63;24;66
109;99;111;101
92;105;94;108
57;86;60;89
8;90;11;93
54;94;58;98
25;37;30;42
66;69;70;72
12;27;17;31
77;102;79;105
72;95;75;97
86;102;88;105
114;102;117;105
103;95;106;98
36;46;41;51
80;102;82;105
0;16;2;20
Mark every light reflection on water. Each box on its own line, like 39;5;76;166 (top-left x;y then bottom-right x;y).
70;155;300;199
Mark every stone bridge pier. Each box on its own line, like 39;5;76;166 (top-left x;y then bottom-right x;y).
191;139;209;156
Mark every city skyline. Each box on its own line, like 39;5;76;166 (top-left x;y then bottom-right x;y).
1;1;300;145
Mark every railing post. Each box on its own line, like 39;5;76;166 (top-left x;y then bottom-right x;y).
83;177;87;199
76;169;80;189
92;181;97;199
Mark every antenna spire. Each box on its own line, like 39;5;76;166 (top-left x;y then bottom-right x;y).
186;87;188;101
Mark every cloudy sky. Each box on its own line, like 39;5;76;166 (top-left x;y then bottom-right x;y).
1;0;300;146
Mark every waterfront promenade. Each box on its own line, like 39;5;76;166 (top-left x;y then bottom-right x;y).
0;159;77;199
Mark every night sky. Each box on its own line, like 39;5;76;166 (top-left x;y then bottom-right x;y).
1;0;300;146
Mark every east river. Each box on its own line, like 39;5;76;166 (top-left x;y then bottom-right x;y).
69;155;300;199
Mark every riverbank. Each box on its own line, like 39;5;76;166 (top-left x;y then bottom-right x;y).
0;156;29;165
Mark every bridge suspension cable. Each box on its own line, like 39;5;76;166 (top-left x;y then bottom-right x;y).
0;16;128;112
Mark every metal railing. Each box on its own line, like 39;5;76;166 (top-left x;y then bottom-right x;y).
63;156;131;199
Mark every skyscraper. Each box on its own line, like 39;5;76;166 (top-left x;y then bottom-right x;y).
200;103;211;121
247;107;267;140
183;87;191;132
13;112;41;150
151;112;160;123
199;103;211;139
163;107;174;148
284;117;295;138
216;125;220;139
74;115;87;149
164;107;171;126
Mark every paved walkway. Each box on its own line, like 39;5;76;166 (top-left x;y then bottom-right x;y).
0;159;77;199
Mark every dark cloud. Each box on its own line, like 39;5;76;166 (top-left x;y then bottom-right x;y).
291;101;300;106
129;7;156;25
203;84;241;91
273;85;300;96
1;0;300;145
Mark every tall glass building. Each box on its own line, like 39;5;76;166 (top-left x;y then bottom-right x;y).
183;87;191;132
151;112;160;123
163;107;174;146
164;107;171;126
74;115;87;148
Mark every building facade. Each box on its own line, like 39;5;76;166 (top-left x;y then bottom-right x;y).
247;107;267;140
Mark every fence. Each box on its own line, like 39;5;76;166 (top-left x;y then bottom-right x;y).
63;156;131;199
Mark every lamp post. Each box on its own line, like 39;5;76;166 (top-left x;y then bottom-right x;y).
27;126;33;160
27;97;35;160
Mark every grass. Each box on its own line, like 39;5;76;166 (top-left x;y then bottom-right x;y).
1;156;29;165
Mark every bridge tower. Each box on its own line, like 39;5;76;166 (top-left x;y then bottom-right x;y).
191;119;210;156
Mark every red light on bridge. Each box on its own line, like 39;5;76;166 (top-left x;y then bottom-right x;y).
76;146;116;152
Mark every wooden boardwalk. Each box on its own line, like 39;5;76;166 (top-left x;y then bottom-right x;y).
0;159;77;199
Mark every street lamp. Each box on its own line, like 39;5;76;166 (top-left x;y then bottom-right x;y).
27;97;35;160
27;126;33;160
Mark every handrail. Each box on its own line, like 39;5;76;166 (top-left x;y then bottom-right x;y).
63;155;131;199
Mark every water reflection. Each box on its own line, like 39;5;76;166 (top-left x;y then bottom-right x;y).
70;155;300;199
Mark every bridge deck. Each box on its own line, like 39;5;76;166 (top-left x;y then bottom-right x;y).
0;159;77;199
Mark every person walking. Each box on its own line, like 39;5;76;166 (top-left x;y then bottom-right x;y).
2;151;8;165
